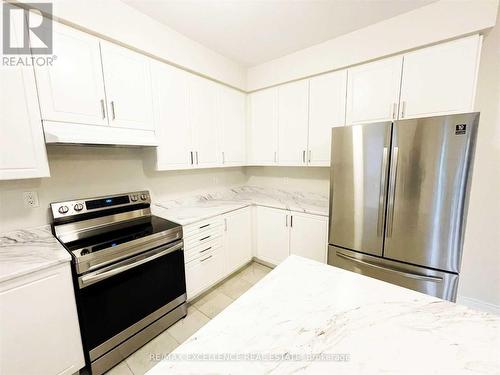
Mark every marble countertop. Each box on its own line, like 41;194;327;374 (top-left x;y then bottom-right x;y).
149;255;500;374
152;186;329;226
0;225;71;283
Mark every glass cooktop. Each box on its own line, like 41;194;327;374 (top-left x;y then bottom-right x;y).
63;216;181;255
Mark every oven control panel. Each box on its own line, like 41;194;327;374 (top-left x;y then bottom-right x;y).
51;191;151;220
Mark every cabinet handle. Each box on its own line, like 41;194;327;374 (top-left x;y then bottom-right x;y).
190;151;194;165
290;215;293;228
199;235;211;242
401;101;406;118
302;150;306;163
222;151;225;164
100;99;106;119
200;255;212;263
110;101;116;120
196;151;199;165
392;103;397;120
274;151;277;163
285;214;288;227
200;247;212;254
199;223;210;229
308;150;312;163
224;218;227;232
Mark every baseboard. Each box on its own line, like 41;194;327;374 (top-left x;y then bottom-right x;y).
456;295;500;315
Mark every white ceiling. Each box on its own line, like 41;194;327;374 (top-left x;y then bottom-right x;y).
123;0;438;67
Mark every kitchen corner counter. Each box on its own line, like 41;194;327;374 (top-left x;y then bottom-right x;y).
148;255;500;375
0;225;71;283
152;186;329;225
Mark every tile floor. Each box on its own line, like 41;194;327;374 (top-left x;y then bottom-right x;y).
106;261;272;375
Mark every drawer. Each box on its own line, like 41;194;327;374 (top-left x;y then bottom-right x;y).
185;247;224;300
185;237;223;263
184;227;223;249
183;217;224;238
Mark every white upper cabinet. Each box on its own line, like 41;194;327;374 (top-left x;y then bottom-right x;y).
278;80;309;166
34;22;107;126
248;88;278;165
218;86;247;166
289;213;328;263
0;10;49;180
308;70;347;166
346;56;403;125
189;76;219;167
100;42;154;131
152;62;193;170
399;35;482;119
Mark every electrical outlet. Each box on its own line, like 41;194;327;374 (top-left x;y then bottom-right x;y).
23;191;40;208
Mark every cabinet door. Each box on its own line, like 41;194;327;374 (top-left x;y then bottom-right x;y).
189;76;219;167
0;10;49;180
100;42;154;130
278;80;309;166
218;86;246;166
289;213;328;263
248;88;278;165
152;62;193;170
346;56;403;125
34;21;108;126
223;207;252;275
308;70;347;166
255;206;289;266
0;264;84;375
399;35;481;119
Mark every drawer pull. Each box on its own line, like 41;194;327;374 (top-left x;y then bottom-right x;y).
200;255;212;263
200;247;212;254
199;235;211;241
199;224;210;229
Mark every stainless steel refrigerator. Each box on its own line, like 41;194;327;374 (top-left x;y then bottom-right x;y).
328;113;479;301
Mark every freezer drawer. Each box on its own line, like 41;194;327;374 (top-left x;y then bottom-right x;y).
328;246;458;301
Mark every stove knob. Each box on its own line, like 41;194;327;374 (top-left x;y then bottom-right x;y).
140;194;148;201
58;205;69;214
74;203;84;211
130;195;138;202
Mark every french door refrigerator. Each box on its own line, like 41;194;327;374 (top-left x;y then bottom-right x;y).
328;113;479;301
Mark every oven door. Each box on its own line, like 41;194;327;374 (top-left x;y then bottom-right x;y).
76;240;186;362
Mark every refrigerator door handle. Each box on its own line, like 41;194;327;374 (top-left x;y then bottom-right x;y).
336;252;443;282
386;146;399;237
377;147;389;237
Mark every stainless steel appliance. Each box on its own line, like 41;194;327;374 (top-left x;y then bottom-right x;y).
51;191;186;375
328;113;479;301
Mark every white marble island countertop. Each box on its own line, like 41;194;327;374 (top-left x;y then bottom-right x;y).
0;225;71;283
149;256;500;374
153;186;329;225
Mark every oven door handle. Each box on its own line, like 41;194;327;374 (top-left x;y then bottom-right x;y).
78;241;183;289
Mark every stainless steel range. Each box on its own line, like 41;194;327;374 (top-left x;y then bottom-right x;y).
51;191;186;375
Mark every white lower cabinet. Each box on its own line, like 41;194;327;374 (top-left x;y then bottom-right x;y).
185;246;225;300
0;263;84;375
183;208;252;300
255;206;328;266
255;206;290;265
222;207;253;276
289;212;328;263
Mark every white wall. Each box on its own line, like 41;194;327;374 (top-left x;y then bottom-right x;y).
458;4;500;314
0;147;246;232
19;0;246;90
247;0;499;91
